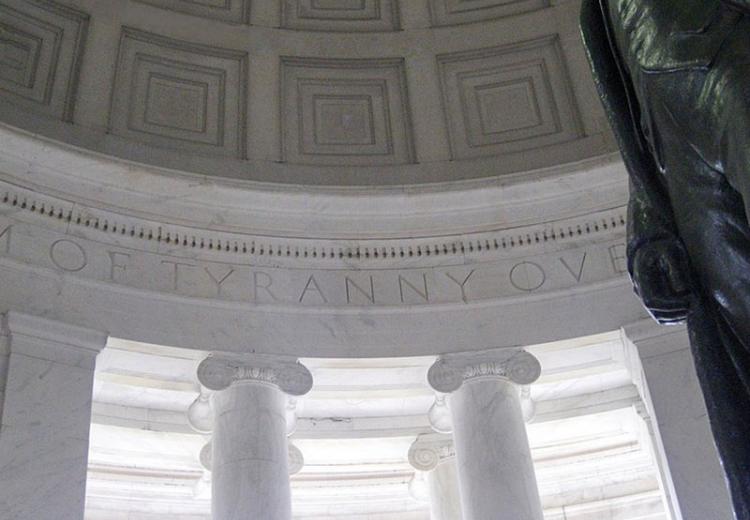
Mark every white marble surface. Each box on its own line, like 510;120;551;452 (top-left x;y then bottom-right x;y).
0;312;106;520
187;387;213;434
427;459;463;520
202;354;312;520
407;432;462;518
212;382;291;520
0;121;650;360
622;321;734;520
442;357;544;520
84;339;671;519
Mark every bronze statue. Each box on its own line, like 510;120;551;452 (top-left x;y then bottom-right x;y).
580;0;750;516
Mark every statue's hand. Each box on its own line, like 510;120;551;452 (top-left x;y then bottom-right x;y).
631;239;693;324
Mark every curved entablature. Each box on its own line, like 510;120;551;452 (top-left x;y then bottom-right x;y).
0;0;615;186
0;124;645;358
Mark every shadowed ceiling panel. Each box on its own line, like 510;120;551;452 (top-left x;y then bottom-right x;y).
109;28;248;158
283;0;400;31
135;0;250;23
281;57;415;166
438;36;583;160
429;0;547;26
0;0;88;121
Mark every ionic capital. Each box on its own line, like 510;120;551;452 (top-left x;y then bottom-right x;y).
427;349;541;393
408;433;456;472
197;353;313;396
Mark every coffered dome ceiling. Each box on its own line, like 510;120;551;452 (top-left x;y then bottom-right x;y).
0;0;614;186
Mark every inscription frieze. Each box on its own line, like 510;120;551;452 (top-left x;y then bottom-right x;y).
0;217;627;308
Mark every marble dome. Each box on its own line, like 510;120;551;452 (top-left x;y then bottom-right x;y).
0;0;613;186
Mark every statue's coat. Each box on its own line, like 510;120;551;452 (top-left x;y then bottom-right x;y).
581;1;750;516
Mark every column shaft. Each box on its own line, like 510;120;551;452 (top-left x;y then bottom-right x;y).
0;312;107;520
408;433;463;520
212;381;291;520
427;459;463;520
450;378;543;520
198;354;312;520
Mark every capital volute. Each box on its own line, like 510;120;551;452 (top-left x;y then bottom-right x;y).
287;442;305;476
197;353;313;396
197;440;304;476
427;349;541;393
199;441;212;472
408;433;456;472
428;394;452;434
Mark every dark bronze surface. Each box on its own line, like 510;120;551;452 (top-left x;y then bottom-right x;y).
581;1;750;517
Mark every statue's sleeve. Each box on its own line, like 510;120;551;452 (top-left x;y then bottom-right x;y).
580;0;681;277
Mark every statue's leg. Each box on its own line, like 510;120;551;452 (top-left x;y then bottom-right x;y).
659;125;750;519
688;300;750;520
663;146;750;368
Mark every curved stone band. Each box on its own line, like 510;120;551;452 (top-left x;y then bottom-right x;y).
427;349;541;393
197;354;313;396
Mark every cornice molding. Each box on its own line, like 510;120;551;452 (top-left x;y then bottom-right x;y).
0;123;627;241
2;311;108;358
0;181;625;266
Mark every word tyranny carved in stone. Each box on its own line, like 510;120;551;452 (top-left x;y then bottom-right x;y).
0;219;628;308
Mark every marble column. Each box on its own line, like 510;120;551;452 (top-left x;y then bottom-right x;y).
193;439;304;499
0;311;108;520
197;353;313;520
428;349;543;520
621;320;734;520
408;433;463;520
